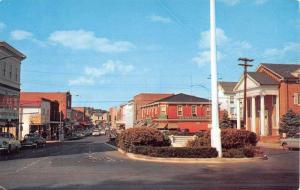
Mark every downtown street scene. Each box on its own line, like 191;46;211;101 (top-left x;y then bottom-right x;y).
0;0;299;189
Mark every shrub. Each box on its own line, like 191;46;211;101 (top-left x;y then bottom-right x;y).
222;146;256;158
186;133;210;148
131;146;218;158
220;111;233;128
117;127;171;151
279;109;300;137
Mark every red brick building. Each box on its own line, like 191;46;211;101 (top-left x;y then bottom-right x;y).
141;93;211;133
133;93;173;124
20;92;72;121
234;63;300;140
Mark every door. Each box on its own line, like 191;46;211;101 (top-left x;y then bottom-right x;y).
264;110;269;136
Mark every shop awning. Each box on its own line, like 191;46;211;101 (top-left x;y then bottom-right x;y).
156;123;167;129
167;123;179;129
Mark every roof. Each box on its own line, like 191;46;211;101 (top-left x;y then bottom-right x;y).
218;81;237;93
260;63;300;79
248;72;279;85
153;93;209;103
0;41;26;60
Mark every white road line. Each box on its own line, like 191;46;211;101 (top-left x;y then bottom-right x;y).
0;185;7;190
15;157;48;173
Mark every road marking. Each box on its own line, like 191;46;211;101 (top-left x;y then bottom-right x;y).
0;185;7;190
15;157;48;173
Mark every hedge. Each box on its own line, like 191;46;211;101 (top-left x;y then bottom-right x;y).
130;146;218;158
222;146;256;158
188;129;257;149
117;127;171;152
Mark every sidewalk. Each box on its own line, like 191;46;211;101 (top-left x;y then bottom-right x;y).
257;142;282;149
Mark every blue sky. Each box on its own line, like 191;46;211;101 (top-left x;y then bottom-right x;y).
0;0;299;109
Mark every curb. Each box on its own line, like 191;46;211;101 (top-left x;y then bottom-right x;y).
104;143;262;164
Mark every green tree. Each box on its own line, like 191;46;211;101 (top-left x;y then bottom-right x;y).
279;109;300;137
220;111;232;128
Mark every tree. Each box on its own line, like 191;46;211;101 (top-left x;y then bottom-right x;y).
220;111;232;128
279;109;300;137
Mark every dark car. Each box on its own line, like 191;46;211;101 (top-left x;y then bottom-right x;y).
65;133;83;141
21;134;46;149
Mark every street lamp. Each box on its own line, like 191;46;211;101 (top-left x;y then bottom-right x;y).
209;0;222;157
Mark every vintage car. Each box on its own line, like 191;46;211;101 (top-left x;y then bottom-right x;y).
281;133;300;150
92;129;100;136
0;132;21;153
21;134;46;148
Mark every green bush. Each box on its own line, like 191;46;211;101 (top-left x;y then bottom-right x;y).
279;109;300;137
117;127;171;151
131;146;218;158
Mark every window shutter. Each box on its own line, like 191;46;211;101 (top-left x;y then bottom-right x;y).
294;93;299;105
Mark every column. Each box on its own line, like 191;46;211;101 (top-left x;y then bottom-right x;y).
276;95;280;129
245;98;248;130
236;97;241;130
251;96;256;133
260;95;265;136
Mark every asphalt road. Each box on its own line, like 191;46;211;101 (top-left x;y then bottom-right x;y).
0;136;299;190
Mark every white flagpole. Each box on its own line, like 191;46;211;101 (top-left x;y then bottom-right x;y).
210;0;222;157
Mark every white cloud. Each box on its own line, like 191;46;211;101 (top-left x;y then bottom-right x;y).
10;30;33;40
0;22;6;32
198;28;229;49
148;14;173;24
69;60;135;86
69;76;95;86
193;28;251;67
262;42;300;61
192;50;223;67
49;30;135;53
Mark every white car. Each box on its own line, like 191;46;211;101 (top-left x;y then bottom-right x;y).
0;132;21;153
281;133;300;150
99;130;106;135
92;129;100;136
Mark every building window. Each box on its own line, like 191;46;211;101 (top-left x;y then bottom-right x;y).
206;106;211;117
177;105;183;116
9;65;12;79
294;93;300;105
15;68;18;81
230;96;234;104
160;105;167;115
3;62;6;76
230;107;235;115
191;105;197;116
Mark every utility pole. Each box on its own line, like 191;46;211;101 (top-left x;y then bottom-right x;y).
209;0;222;157
238;57;253;129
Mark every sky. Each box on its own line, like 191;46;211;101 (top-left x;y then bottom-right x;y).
0;0;299;109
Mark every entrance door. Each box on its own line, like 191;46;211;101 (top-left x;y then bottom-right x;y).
264;110;269;136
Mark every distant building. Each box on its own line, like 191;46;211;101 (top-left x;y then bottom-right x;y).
141;93;211;133
91;109;108;126
72;107;94;125
122;101;134;129
218;81;238;127
133;93;173;124
234;63;300;141
0;41;26;139
109;107;118;129
20;92;72;122
19;98;51;140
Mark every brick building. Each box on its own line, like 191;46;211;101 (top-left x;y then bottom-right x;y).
141;93;211;133
133;93;173;124
234;63;300;140
20;92;72;121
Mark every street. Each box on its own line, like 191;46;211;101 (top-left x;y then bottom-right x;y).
0;136;298;190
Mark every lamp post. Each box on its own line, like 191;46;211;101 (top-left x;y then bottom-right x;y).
209;0;222;157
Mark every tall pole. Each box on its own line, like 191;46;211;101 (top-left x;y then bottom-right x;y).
210;0;222;157
238;57;253;129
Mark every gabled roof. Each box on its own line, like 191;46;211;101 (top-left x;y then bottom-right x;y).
259;63;300;79
248;72;279;85
154;93;209;103
218;81;237;93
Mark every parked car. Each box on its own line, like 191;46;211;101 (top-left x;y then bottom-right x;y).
0;132;21;153
21;134;46;149
100;130;106;135
65;133;83;141
92;129;100;136
281;133;300;150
